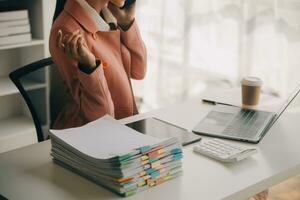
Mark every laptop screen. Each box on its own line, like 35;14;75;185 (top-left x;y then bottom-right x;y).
272;84;300;125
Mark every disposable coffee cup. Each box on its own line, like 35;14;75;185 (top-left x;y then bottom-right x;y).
241;77;263;108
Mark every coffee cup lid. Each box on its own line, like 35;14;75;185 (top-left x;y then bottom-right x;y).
242;76;263;86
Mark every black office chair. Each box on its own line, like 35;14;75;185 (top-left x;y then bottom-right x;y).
9;57;53;142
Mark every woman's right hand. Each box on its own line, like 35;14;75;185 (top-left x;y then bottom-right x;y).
57;29;97;68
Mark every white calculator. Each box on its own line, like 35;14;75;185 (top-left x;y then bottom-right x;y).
193;138;257;163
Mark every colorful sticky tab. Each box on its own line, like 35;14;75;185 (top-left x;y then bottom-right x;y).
143;175;151;180
145;145;164;154
147;179;156;187
146;168;156;174
141;155;149;161
151;160;161;168
143;164;150;170
171;148;182;154
139;171;147;177
155;177;164;185
140;146;151;153
117;177;134;183
158;148;165;154
159;168;166;173
173;153;183;160
164;175;172;181
148;151;159;158
138;181;146;187
149;157;159;163
141;160;149;165
150;171;160;178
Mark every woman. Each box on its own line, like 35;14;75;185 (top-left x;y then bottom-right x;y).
49;0;146;129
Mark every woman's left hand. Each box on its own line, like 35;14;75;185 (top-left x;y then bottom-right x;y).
108;1;136;30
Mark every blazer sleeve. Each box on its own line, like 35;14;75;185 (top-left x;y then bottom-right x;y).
49;28;115;122
120;20;147;80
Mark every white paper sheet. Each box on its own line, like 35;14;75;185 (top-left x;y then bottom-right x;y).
50;115;170;160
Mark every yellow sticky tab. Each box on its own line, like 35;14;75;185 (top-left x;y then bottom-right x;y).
138;181;146;187
160;168;166;173
143;175;151;180
164;175;171;181
139;171;146;177
158;148;165;154
147;179;155;187
141;155;149;161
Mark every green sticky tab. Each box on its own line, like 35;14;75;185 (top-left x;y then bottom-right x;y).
173;154;183;160
140;146;151;153
146;168;156;174
149;157;159;163
171;148;182;154
151;171;160;178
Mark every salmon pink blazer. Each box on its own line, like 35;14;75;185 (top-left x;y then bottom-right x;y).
49;0;147;129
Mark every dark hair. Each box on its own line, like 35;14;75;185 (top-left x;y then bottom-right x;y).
53;0;66;23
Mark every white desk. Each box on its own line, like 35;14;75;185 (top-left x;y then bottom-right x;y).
1;98;300;200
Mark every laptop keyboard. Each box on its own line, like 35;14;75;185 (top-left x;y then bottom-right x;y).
223;109;270;138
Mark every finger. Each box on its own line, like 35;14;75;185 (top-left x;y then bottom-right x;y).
64;36;71;56
57;30;65;49
66;30;80;44
64;30;80;56
77;37;86;56
70;34;82;58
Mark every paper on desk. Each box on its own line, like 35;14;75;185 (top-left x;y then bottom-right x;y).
50;115;172;161
201;88;285;112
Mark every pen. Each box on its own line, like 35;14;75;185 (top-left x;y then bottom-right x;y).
202;99;238;107
202;99;217;105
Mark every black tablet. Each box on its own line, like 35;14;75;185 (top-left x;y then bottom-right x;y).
126;118;201;146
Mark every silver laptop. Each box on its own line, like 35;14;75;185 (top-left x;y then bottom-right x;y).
192;85;300;143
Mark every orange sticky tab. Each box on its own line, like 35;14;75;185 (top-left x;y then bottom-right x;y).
147;179;155;187
151;160;161;168
117;177;133;183
148;151;159;158
155;177;164;185
139;171;147;177
159;168;166;173
158;148;165;154
141;160;149;165
146;145;163;154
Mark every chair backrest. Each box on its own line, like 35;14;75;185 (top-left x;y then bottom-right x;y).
49;62;70;127
9;57;53;142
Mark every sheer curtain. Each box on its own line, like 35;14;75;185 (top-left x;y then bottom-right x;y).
134;0;300;111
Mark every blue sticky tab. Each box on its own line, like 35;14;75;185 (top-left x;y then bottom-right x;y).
140;146;151;153
173;154;183;160
151;171;160;178
149;157;159;163
146;168;156;174
171;148;182;154
122;181;135;187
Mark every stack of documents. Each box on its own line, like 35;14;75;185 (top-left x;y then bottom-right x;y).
50;115;183;197
0;10;31;46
